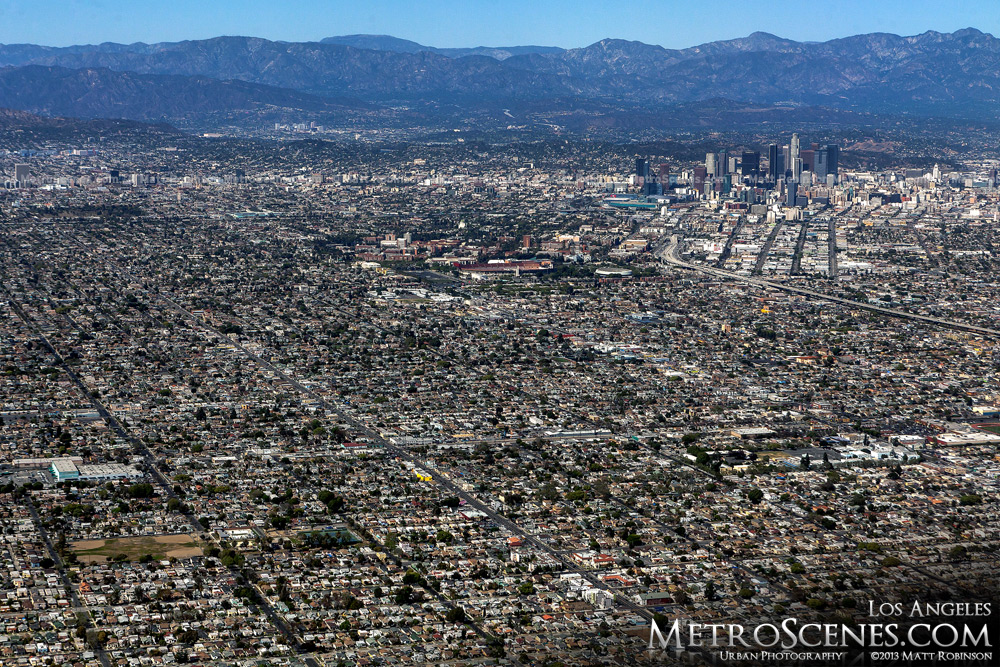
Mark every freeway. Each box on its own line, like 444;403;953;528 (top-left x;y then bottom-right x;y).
658;240;1000;339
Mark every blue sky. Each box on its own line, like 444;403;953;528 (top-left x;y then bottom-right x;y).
0;0;997;48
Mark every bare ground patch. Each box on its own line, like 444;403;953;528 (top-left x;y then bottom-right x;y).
71;534;203;563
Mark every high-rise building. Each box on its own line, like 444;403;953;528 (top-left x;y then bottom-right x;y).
786;180;798;207
767;144;779;181
814;149;828;181
705;153;718;178
800;149;815;173
741;152;760;180
692;166;707;194
790;134;801;181
658;163;670;180
635;158;650;184
768;144;786;182
825;144;839;180
14;163;29;184
814;145;840;183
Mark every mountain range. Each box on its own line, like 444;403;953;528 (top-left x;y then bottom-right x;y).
0;29;996;130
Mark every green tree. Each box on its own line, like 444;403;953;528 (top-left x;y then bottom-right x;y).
704;581;717;600
394;586;413;604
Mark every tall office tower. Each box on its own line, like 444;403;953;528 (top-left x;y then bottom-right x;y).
814;147;830;181
635;158;650;184
693;166;707;194
825;144;839;181
786;180;798;206
658;163;670;180
705;153;718;178
14;163;29;184
741;152;760;180
800;149;814;173
814;145;840;182
767;144;779;181
790;133;801;181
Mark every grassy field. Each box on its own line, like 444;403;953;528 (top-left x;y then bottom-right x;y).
71;534;203;563
975;424;1000;435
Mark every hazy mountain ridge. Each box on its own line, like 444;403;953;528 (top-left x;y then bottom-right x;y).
0;29;996;128
0;65;355;121
319;34;564;60
6;37;577;100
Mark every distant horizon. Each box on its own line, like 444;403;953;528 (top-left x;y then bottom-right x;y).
1;26;996;52
1;0;998;50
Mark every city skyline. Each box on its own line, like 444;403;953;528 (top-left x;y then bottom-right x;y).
0;0;998;50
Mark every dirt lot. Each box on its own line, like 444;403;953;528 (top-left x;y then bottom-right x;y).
71;534;203;563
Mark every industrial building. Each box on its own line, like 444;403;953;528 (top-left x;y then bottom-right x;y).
29;457;145;482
